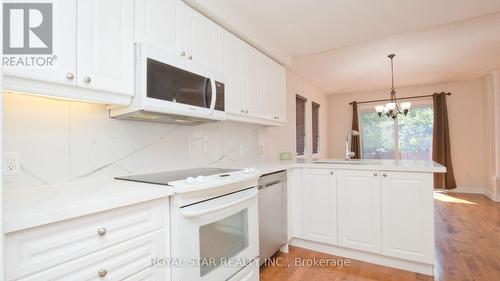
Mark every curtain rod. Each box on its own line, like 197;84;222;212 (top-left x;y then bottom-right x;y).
349;92;451;106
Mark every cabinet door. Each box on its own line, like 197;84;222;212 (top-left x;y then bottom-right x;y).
246;46;262;117
222;32;245;115
77;0;134;96
381;172;434;263
260;54;275;120
274;63;287;122
135;0;183;55
302;169;337;245
183;5;222;73
2;0;76;86
337;170;381;253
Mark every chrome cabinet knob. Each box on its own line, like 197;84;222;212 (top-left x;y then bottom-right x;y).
66;72;74;80
180;51;186;57
383;173;387;177
83;76;91;83
187;55;193;60
374;172;378;176
98;269;108;278
97;227;107;236
240;109;244;113
330;171;334;175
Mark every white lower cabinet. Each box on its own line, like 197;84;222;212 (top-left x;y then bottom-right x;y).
302;169;337;245
381;171;434;263
337;169;381;254
297;167;435;271
18;230;166;281
5;198;170;281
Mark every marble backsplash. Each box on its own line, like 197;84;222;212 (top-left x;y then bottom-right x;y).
3;93;271;189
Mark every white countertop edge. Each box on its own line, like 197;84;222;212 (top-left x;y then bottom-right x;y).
4;179;173;234
4;160;445;233
237;160;447;176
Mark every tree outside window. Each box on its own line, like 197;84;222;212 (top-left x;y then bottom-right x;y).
359;104;433;160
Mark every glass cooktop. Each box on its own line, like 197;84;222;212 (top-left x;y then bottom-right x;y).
115;168;240;186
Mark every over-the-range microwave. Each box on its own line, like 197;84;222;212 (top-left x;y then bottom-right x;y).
110;44;225;125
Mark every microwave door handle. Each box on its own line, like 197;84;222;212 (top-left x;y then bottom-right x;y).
209;76;216;114
180;189;257;217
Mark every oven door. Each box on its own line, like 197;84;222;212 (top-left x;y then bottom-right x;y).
171;187;259;281
136;44;225;121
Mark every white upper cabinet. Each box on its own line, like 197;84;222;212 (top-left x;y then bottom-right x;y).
381;172;434;263
2;0;134;104
135;0;183;55
246;46;263;117
222;32;245;115
302;169;338;245
274;63;287;122
182;5;222;74
77;0;134;96
260;54;275;120
337;170;382;254
2;0;77;86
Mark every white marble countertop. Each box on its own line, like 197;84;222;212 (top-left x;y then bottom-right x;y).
4;159;444;234
221;159;447;175
4;179;173;234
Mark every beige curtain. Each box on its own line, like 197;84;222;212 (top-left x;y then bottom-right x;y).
432;93;456;189
351;101;361;159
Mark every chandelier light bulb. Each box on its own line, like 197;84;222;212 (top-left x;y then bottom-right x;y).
401;102;412;110
386;102;396;110
375;105;384;113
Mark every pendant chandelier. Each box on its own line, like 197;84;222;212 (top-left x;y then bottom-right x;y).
375;54;411;119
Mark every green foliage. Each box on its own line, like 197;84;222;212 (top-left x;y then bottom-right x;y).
360;106;433;159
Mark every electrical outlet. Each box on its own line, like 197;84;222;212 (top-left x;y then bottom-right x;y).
259;145;264;156
239;144;245;155
4;152;20;175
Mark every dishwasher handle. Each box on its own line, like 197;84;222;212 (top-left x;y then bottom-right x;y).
258;179;284;190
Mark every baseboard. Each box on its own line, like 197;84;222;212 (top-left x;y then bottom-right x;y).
441;187;485;194
484;189;500;202
289;238;434;276
438;187;500;202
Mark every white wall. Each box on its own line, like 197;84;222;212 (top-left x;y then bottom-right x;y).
263;69;330;161
3;69;329;189
3;93;265;189
484;71;500;201
329;79;487;193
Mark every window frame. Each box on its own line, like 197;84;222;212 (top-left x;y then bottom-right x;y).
295;94;307;158
358;98;433;160
311;101;320;157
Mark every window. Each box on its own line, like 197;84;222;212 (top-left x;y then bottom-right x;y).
312;102;320;154
359;103;433;160
296;95;307;156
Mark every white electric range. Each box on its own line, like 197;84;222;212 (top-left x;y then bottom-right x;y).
116;167;261;281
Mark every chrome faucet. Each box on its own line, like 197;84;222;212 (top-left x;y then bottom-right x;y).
345;130;360;160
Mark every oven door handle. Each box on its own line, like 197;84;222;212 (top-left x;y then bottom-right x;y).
180;188;257;218
208;76;216;115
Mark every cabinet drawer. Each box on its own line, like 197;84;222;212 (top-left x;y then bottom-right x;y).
18;230;166;281
123;266;166;281
6;199;167;280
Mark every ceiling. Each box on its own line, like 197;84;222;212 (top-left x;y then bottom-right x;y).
225;0;500;94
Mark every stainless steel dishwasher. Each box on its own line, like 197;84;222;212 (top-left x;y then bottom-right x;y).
258;170;287;265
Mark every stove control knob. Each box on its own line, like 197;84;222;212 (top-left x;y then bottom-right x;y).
196;175;205;183
185;177;195;184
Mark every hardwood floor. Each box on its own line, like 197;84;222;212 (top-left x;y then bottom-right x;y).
259;193;500;281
